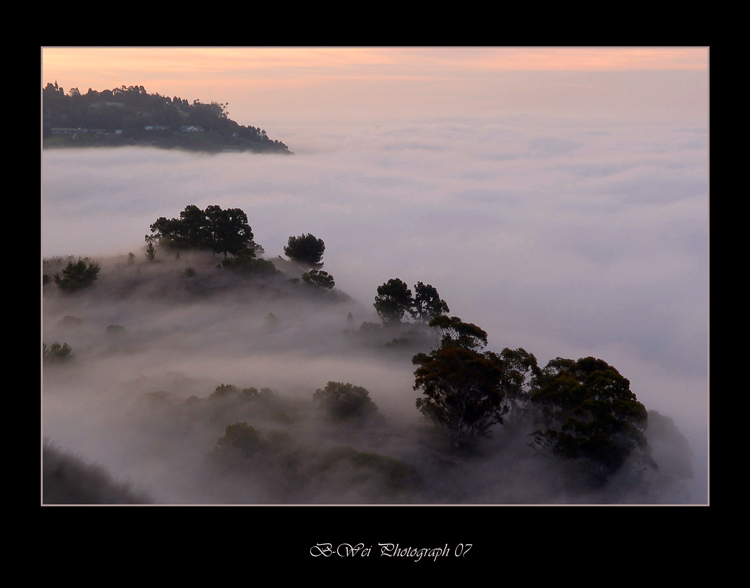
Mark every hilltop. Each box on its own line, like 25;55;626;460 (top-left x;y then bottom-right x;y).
42;83;292;154
41;204;697;504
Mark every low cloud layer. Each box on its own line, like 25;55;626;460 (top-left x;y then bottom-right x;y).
41;116;708;503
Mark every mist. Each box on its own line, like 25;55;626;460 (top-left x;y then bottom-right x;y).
41;116;708;504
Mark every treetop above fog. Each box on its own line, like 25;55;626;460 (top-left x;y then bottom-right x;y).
284;234;326;268
147;204;260;258
373;278;450;325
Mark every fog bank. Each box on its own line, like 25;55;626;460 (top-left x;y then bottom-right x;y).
42;117;708;503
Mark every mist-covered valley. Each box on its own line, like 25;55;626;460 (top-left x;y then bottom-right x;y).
41;118;708;504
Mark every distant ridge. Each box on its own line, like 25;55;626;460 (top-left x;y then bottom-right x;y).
42;82;292;154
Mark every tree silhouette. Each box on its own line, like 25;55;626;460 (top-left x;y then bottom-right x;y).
313;382;379;422
373;278;413;325
284;234;326;267
411;282;449;322
428;315;488;351
528;356;657;486
413;345;505;447
148;204;258;258
301;269;335;289
53;259;101;293
215;422;266;457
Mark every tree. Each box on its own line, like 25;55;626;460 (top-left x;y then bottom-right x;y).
373;279;413;325
148;204;259;258
215;422;266;457
528;356;657;486
313;381;379;422
411;282;449;322
372;280;449;325
427;315;488;352
145;238;156;261
53;259;101;293
178;204;212;250
43;342;76;364
413;345;505;447
187;100;229;132
492;347;541;427
411;314;509;447
209;383;239;399
221;254;277;276
149;209;201;250
284;234;325;267
301;269;335;289
205;205;255;257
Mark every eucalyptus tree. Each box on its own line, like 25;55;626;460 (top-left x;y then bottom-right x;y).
528;356;657;486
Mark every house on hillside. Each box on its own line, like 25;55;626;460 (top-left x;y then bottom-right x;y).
51;128;106;135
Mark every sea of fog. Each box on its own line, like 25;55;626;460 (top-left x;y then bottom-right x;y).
41;117;708;503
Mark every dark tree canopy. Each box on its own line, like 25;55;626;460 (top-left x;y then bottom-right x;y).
221;255;278;276
413;345;506;447
411;314;657;471
215;422;266;458
301;269;335;289
491;347;541;427
528;356;656;486
373;279;449;325
412;282;450;322
313;382;379;422
148;204;258;258
373;279;414;325
53;259;101;293
284;234;326;267
428;315;488;352
205;205;255;257
411;315;511;447
43;342;76;364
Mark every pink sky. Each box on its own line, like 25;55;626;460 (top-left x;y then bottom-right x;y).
41;47;709;128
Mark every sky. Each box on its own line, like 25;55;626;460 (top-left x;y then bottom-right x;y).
41;47;709;503
41;46;708;128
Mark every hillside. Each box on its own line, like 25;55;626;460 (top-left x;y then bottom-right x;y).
42;83;292;154
41;204;697;504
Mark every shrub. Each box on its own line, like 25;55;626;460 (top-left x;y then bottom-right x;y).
301;269;335;289
221;255;277;276
43;342;76;364
53;259;101;293
215;422;266;457
314;445;420;498
209;383;239;399
240;387;259;400
313;381;379;422
106;324;126;336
